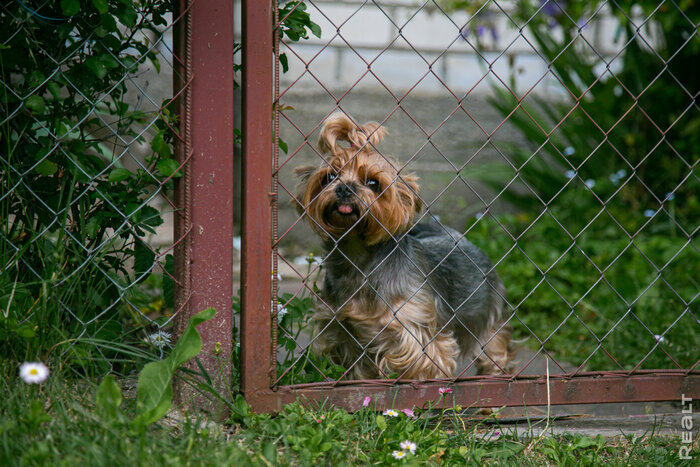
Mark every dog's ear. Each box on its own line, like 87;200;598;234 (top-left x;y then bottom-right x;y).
318;113;386;156
398;173;422;214
294;165;316;183
292;165;317;213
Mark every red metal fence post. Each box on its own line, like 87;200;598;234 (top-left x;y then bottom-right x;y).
174;0;235;415
240;0;275;411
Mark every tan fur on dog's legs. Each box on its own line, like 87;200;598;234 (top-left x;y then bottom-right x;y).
475;324;513;376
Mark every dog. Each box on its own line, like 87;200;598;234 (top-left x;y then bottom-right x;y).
294;113;513;380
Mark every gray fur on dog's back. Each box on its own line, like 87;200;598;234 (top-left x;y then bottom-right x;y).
405;221;508;355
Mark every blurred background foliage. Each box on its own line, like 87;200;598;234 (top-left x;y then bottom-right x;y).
446;0;699;370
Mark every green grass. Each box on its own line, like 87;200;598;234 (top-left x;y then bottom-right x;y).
0;361;692;466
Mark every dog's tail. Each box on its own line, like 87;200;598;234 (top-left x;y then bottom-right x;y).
317;112;387;158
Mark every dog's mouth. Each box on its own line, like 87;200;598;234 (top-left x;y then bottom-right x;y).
336;203;355;216
323;202;361;229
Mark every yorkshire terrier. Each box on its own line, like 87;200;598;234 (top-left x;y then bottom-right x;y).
295;113;513;380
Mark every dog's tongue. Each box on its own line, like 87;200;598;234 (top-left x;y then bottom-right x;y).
337;204;353;214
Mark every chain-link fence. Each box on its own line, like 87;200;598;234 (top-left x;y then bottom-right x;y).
237;0;700;411
0;1;188;370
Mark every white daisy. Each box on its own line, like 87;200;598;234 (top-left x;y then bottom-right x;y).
147;330;171;348
383;409;400;417
19;362;49;384
391;450;407;460
399;440;417;454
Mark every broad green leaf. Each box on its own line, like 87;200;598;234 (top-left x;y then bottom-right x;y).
96;374;123;422
107;168;132;182
25;95;45;114
132;308;216;429
133;240;155;283
61;0;80;16
376;415;387;430
35;160;58;176
91;0;109;14
85;56;108;79
157;159;181;178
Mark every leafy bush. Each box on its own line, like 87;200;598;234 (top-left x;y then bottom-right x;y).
1;0;176;369
477;0;699;226
451;0;699;369
468;184;698;371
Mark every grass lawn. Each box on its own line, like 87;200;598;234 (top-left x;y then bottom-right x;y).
1;362;692;467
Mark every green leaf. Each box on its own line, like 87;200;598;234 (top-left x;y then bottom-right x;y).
85;56;108;79
96;374;123;422
376;415;387;430
25;95;45;114
150;133;172;158
91;0;109;14
107;168;132;182
86;216;100;237
157;159;181;178
262;442;277;464
61;0;80;16
133;240;155;282
16;324;36;339
279;53;289;74
132;308;216;429
35;160;58;176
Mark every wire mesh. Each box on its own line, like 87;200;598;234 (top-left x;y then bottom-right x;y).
269;0;699;395
1;1;187;365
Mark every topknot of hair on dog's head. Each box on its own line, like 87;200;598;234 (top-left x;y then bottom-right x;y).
318;113;387;158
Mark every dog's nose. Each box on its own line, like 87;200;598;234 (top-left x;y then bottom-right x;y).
335;184;355;200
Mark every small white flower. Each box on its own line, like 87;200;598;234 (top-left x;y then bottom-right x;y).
643;209;656;218
392;450;407;459
616;169;627;178
653;334;665;344
565;170;576;179
399;440;417;454
147;330;171;349
665;192;675;201
563;146;575;156
585;179;596;189
271;301;288;320
383;409;400;417
19;362;49;384
609;173;620;185
474;212;483;220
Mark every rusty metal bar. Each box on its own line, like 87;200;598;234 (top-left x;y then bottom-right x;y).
240;0;274;409
249;372;700;413
174;0;235;413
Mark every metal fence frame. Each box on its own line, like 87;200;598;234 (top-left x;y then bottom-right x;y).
234;0;699;412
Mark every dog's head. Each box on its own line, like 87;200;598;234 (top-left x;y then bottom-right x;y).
295;113;422;245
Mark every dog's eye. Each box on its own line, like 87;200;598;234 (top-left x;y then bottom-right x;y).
365;178;380;192
323;173;337;186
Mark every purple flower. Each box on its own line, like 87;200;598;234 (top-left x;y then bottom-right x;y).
363;396;371;407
